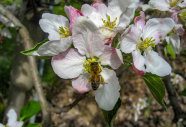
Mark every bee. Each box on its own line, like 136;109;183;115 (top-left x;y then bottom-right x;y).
89;62;105;90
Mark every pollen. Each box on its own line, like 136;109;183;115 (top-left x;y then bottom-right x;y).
59;26;71;38
137;37;156;53
102;15;117;29
83;58;102;74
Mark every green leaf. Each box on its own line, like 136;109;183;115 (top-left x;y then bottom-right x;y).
166;44;176;59
21;39;48;56
20;101;41;121
142;73;166;109
26;123;42;127
102;98;121;127
180;88;186;96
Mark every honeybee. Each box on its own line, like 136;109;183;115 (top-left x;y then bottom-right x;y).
89;62;105;90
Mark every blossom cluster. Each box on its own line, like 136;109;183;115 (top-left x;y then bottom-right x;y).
29;0;185;111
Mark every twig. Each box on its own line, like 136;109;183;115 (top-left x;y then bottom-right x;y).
163;76;186;123
0;5;51;126
52;93;87;114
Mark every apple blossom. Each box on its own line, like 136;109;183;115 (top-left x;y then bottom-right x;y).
80;0;139;43
149;0;186;11
51;17;122;111
0;109;23;127
120;12;175;76
166;24;185;54
33;13;72;56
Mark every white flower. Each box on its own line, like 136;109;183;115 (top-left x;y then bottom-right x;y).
33;13;73;56
0;109;23;127
149;0;186;11
51;17;122;111
80;0;139;42
120;12;175;76
166;24;185;54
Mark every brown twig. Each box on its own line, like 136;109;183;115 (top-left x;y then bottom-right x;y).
0;5;51;126
52;93;87;114
163;76;186;123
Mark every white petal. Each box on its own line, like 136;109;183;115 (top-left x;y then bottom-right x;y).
0;124;4;127
132;50;146;72
72;74;91;94
72;17;105;58
7;109;17;125
120;26;138;53
94;68;120;111
51;48;86;79
34;37;72;56
134;11;146;31
100;46;123;69
143;18;175;44
91;2;107;18
107;0;135;21
149;0;170;11
118;7;136;29
166;34;180;54
145;51;172;76
81;4;104;27
39;13;69;40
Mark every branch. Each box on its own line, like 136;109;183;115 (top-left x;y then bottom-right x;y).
163;76;186;123
0;5;51;126
52;93;87;114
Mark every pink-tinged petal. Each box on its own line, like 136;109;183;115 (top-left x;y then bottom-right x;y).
166;33;180;54
134;11;145;31
145;51;172;76
100;46;123;69
72;17;105;58
132;50;146;73
143;18;175;44
120;26;138;53
33;36;72;56
81;4;104;27
149;0;170;11
51;48;86;79
94;68;120;111
72;74;91;94
170;8;180;22
133;63;145;75
65;6;83;32
91;1;107;17
174;24;185;36
39;13;69;40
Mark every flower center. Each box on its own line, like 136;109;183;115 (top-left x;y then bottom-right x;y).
137;37;156;53
101;15;117;29
83;58;102;74
170;0;179;7
58;26;71;38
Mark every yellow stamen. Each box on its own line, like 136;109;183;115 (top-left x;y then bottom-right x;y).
137;37;156;53
59;26;71;38
83;58;102;73
170;0;179;7
101;15;117;29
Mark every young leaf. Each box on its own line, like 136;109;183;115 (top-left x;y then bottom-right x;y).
166;44;176;59
142;73;166;109
26;123;42;127
20;101;41;121
21;39;48;56
102;98;121;127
